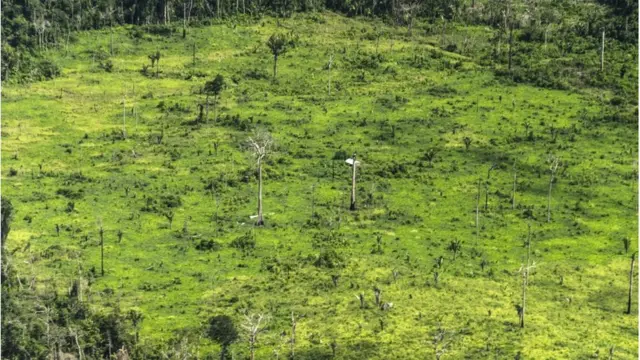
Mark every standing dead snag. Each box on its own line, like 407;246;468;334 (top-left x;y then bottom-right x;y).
242;314;267;360
512;159;517;209
327;53;334;96
485;163;497;211
600;30;605;72
345;154;360;211
546;155;561;223
627;252;636;315
290;312;297;359
475;178;480;244
519;223;535;328
247;129;274;226
98;221;104;276
122;93;127;139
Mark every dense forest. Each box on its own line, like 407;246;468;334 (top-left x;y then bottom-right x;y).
2;0;638;82
1;0;638;358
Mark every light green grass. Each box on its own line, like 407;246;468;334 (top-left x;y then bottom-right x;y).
2;12;637;359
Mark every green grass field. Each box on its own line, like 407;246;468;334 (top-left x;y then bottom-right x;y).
2;12;638;359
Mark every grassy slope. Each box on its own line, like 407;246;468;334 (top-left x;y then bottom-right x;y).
2;12;638;359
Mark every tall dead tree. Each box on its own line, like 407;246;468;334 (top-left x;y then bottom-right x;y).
547;155;561;223
99;221;105;276
475;178;481;244
290;312;297;359
327;53;334;96
627;252;636;315
346;154;360;211
512;159;517;209
242;314;266;360
247;130;274;226
485;163;496;211
600;30;605;72
519;223;534;328
122;94;127;139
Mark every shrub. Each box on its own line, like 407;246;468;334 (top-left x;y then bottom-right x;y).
230;232;255;253
36;59;61;80
195;239;221;252
313;248;344;268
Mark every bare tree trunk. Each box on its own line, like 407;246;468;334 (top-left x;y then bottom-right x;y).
512;161;517;209
290;312;296;359
205;94;210;121
475;179;480;244
122;94;127;138
327;54;333;96
350;154;357;211
217;0;220;17
508;21;513;71
100;227;104;276
547;174;554;223
600;30;605;72
440;17;446;47
521;224;531;328
273;54;278;79
193;42;196;66
214;95;218;121
627;252;636;314
257;158;264;226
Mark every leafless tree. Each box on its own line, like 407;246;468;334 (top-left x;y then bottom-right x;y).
290;312;297;359
98;219;105;276
346;154;360;211
512;159;517;209
627;252;636;314
475;178;480;244
246;129;274;226
327;53;334;96
518;223;535;328
600;30;605;72
398;0;421;35
242;314;267;360
546;154;561;222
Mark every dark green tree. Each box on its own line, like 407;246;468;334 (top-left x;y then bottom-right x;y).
266;33;288;79
207;315;239;360
204;74;225;122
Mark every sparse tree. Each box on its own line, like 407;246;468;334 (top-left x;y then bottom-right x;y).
164;210;175;229
207;315;239;360
267;33;288;79
127;309;144;344
247;129;274;226
423;148;437;167
447;239;462;260
204;74;225;122
463;137;472;151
